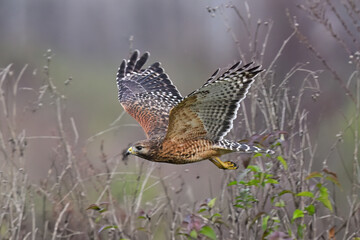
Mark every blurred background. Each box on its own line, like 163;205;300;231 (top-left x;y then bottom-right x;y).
0;0;358;216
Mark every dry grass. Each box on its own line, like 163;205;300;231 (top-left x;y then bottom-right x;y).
0;1;359;239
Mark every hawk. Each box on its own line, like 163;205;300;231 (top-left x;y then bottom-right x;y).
117;50;273;170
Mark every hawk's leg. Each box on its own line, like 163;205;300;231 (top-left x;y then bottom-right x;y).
209;157;237;170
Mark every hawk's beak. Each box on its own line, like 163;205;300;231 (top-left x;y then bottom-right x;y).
126;147;133;156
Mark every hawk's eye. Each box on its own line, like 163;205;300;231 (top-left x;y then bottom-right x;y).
135;146;143;151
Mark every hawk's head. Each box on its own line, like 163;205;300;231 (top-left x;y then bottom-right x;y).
125;139;159;161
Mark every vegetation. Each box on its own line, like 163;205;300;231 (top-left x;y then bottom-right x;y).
0;1;359;239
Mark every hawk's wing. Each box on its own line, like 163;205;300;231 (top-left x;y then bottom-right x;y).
164;62;263;142
117;50;183;138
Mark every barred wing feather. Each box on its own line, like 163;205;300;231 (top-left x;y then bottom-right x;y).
165;62;263;142
117;50;183;138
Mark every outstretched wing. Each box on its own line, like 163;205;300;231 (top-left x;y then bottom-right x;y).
117;50;183;138
164;62;263;142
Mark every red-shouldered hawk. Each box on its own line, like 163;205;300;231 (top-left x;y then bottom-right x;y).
117;50;273;170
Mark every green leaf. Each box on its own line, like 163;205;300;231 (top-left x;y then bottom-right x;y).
305;204;315;215
292;209;304;222
325;175;341;187
87;204;101;211
234;204;246;209
297;224;306;239
207;198;216;208
265;179;279;184
275;200;285;207
305;171;322;180
190;230;198;239
211;213;222;221
199;226;217;240
228;181;238;186
247;165;260;173
253;153;263;158
247;179;260;186
212;213;222;218
272;216;280;223
197;208;207;213
99;208;107;213
287;228;292;238
86;202;109;212
316;185;333;211
278;190;294;197
98;225;118;233
264;173;274;178
276;156;288;170
258;172;265;184
262;215;270;231
296;191;314;198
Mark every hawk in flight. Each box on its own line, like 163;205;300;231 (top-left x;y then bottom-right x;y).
117;50;273;170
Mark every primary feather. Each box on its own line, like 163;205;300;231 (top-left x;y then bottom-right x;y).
116;50;183;138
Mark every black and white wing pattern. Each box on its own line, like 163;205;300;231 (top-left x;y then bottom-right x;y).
164;62;263;142
117;50;183;138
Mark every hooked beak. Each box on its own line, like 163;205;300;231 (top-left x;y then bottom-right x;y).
126;147;133;156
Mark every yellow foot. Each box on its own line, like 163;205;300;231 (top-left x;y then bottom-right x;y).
210;157;238;170
223;161;237;170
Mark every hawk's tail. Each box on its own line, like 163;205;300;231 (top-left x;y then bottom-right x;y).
217;139;274;155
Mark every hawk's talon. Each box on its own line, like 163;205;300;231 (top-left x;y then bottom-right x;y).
223;161;237;170
210;157;238;170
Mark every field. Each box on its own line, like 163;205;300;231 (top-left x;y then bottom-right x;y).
0;1;359;239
